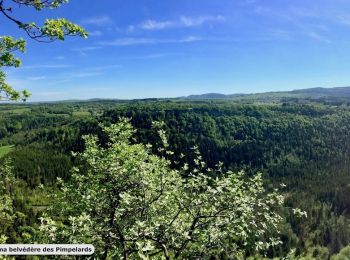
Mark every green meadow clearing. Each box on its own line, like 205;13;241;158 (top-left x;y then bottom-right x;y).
0;145;14;158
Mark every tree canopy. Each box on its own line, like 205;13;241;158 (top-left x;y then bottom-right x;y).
0;0;87;101
37;119;285;259
2;100;349;257
0;160;16;243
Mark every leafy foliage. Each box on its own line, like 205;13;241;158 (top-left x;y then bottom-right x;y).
0;0;87;101
331;244;350;260
1;100;350;257
0;161;16;243
38;119;284;259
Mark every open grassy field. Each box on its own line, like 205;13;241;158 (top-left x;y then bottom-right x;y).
0;145;14;158
72;111;91;117
0;107;31;115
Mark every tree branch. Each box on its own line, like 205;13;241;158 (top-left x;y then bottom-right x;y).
174;214;200;258
0;1;23;26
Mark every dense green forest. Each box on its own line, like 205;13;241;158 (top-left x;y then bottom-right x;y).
1;94;350;258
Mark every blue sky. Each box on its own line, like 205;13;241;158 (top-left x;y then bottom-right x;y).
3;0;350;101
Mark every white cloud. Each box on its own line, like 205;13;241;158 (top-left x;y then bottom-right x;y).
56;66;122;80
89;30;103;36
119;53;180;60
71;46;102;56
99;36;202;46
27;76;46;81
23;64;71;69
268;29;294;41
138;15;225;31
254;6;331;43
179;16;225;27
37;71;102;85
265;28;330;43
240;0;257;5
127;25;135;32
44;79;73;86
288;6;321;19
37;91;67;97
100;38;154;46
5;77;25;87
81;15;113;26
141;20;174;30
306;31;331;43
336;14;350;26
70;72;102;78
84;64;121;71
71;46;102;52
181;36;202;42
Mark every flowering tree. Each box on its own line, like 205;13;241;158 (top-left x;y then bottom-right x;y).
38;119;285;259
0;161;16;244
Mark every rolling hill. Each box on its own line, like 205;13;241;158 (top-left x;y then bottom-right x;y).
182;86;350;103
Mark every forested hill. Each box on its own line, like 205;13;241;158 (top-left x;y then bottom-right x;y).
183;86;350;103
184;93;245;99
2;99;350;258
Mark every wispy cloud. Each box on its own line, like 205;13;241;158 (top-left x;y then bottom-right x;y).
71;46;102;52
100;38;157;46
6;77;25;88
68;72;102;78
267;29;294;41
288;6;322;19
89;30;103;36
30;71;102;86
81;15;113;26
141;20;173;30
262;4;350;32
254;6;330;43
306;31;331;43
240;0;257;5
138;15;225;31
71;46;102;56
180;16;225;27
83;64;121;71
127;25;136;32
9;64;120;91
37;91;67;97
53;65;121;80
99;36;202;46
336;14;350;26
254;6;295;22
41;79;73;86
55;56;65;60
22;64;71;69
27;76;46;81
118;53;180;60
